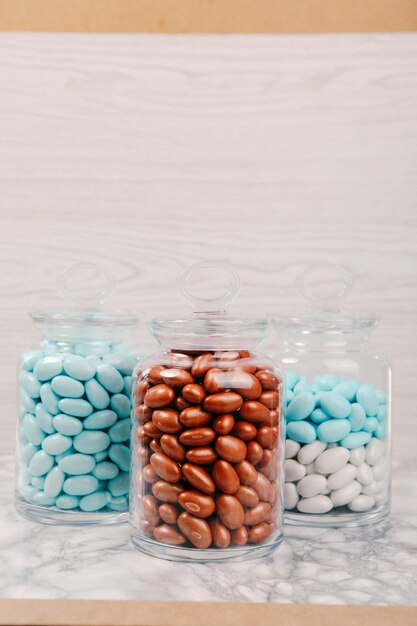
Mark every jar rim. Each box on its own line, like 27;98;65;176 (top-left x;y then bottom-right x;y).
31;309;139;328
271;312;379;334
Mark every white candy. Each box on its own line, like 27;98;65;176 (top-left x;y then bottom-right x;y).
356;462;374;486
305;462;316;475
349;446;366;466
284;482;299;509
361;480;384;495
321;487;331;494
372;458;385;480
285;440;301;459
348;495;376;512
297;441;327;465
285;459;306;482
315;447;350;475
327;463;357;490
297;495;333;514
297;474;327;498
365;439;385;465
330;480;361;507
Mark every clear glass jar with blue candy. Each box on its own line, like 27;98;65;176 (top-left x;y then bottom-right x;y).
272;264;391;527
130;263;285;562
16;264;140;525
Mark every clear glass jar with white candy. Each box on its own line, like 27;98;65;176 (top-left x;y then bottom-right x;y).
130;263;285;562
16;264;140;525
272;264;391;527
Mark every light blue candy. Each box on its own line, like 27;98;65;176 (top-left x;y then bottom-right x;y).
313;374;340;391
317;418;351;443
56;494;80;510
44;466;65;498
314;391;323;407
32;491;56;506
63;474;99;496
35;404;55;434
356;384;379;416
95;451;108;462
108;419;131;443
108;471;129;497
286;421;316;444
20;485;38;502
348;403;366;432
310;408;329;424
364;417;379;433
29;450;54;476
73;430;110;454
293;379;311;395
103;353;135;376
31;476;45;489
58;453;96;475
376;422;387;439
340;431;372;449
63;354;96;381
333;379;358;402
123;376;133;396
79;491;110;512
285;392;315;421
21;443;40;465
285;369;300;391
75;342;111;357
23;414;44;445
110;394;131;418
19;370;41;398
107;495;128;512
377;405;387;421
40;383;60;414
54;447;74;463
96;364;124;394
51;376;84;398
34;356;63;381
376;389;388;404
93;461;119;480
83;410;118;430
42;433;73;455
58;398;93;418
285;389;295;405
52;414;83;436
20;389;36;413
320;392;351;419
108;443;130;471
21;350;43;371
85;379;110;410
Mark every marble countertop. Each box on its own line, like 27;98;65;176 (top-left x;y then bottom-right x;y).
1;453;416;606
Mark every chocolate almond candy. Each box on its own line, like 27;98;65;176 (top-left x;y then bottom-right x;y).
230;371;262;400
231;526;248;546
182;383;206;404
258;449;278;481
178;490;215;518
246;440;263;465
160;368;194;388
191;353;214;378
215;435;247;463
243;502;272;526
254;370;279;391
179;427;216;447
234;460;257;486
177;512;212;548
209;519;231;549
179;407;212;428
182;462;216;494
160;434;186;462
142;494;160;526
239;400;271;423
216;494;245;530
235;485;259;508
159;503;180;525
259;391;279;409
212;460;240;494
185;447;217;465
233;421;257;442
147;366;165;384
204;392;243;414
144;384;175;409
213;414;235;435
153;524;187;545
152;480;184;503
150;452;182;483
248;522;273;543
256;426;278;449
152;409;182;434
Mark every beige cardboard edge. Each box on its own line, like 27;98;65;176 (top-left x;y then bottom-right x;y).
1;600;417;626
0;0;416;33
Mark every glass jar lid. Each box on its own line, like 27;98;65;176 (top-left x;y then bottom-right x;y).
149;262;268;350
273;263;378;335
31;263;138;329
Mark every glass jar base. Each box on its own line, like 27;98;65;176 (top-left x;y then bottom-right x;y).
130;529;284;563
285;502;389;528
15;496;128;526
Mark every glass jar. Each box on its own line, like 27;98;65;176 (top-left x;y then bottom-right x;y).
16;264;140;525
272;264;391;527
130;263;285;562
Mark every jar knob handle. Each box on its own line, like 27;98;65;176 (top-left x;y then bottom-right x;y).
178;262;240;313
58;262;114;310
297;263;352;307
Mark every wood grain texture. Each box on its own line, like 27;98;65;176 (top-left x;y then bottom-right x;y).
0;0;417;33
0;33;416;468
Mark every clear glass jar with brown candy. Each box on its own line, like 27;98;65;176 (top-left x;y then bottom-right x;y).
130;263;285;562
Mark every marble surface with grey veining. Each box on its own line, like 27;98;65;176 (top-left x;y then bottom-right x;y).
1;453;416;605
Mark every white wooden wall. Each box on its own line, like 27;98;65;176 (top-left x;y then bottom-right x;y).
1;33;416;465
